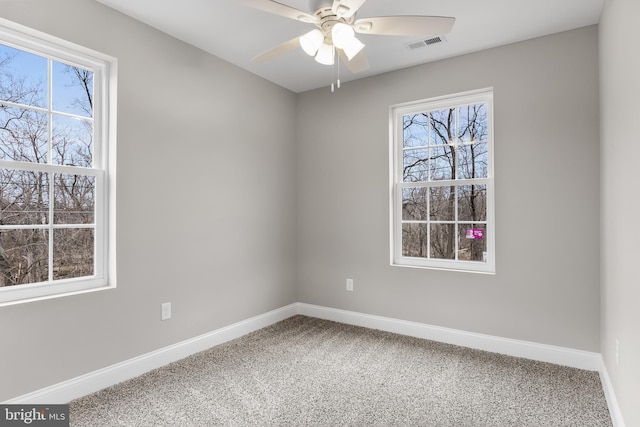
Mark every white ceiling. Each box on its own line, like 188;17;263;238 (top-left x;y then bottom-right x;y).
95;0;604;93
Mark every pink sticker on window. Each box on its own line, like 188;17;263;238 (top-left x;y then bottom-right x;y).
466;228;484;239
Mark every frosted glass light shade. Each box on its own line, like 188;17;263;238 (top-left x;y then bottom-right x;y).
315;42;335;65
331;23;354;49
300;29;324;56
342;36;364;60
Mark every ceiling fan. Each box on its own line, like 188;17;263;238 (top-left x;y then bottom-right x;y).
236;0;455;74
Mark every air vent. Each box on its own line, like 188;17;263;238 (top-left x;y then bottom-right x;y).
405;35;447;51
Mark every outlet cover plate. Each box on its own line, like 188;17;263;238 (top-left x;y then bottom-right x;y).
161;302;171;320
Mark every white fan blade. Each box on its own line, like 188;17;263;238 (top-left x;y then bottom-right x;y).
331;0;367;19
252;36;301;63
353;16;455;36
337;49;369;73
236;0;319;24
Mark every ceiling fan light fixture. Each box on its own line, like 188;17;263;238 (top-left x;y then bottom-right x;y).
342;36;365;60
315;42;335;65
300;29;324;56
331;23;355;49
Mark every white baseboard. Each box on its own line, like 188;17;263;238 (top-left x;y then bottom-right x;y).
296;303;602;371
4;301;624;427
4;303;298;404
598;359;626;427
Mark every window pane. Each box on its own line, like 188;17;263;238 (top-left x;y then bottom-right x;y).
402;113;429;148
0;229;49;286
430;223;455;259
429;108;454;146
402;223;427;257
458;224;487;262
0;44;47;108
52;62;93;118
0;106;48;163
458;142;487;179
429;186;454;221
458;184;487;221
402;187;428;221
403;148;428;182
458;103;487;143
52;115;93;167
0;169;49;225
430;145;454;180
53;228;94;280
54;173;94;224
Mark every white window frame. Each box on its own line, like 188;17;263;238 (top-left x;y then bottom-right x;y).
0;18;117;305
389;88;494;274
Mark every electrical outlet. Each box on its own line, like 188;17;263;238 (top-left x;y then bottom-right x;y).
346;278;354;291
615;339;620;366
161;302;172;321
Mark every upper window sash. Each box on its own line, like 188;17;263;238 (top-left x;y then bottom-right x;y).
0;22;112;171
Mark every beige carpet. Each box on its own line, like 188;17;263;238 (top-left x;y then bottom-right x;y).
70;315;612;426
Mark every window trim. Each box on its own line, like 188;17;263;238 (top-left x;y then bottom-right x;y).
389;88;495;274
0;17;117;305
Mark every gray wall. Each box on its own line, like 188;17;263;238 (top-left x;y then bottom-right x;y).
296;26;601;351
600;0;640;424
0;0;297;401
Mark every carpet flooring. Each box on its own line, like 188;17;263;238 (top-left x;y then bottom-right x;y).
70;315;612;426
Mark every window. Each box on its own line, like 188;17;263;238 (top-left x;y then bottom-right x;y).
0;18;117;305
390;89;494;273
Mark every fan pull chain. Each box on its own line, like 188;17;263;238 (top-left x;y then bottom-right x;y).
330;46;341;93
331;45;336;92
337;53;341;89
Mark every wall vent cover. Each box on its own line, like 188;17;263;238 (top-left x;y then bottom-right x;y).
405;35;447;50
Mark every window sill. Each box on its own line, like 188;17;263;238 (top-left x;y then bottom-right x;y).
0;280;116;307
391;259;496;275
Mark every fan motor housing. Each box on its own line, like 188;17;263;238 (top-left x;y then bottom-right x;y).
312;4;355;39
